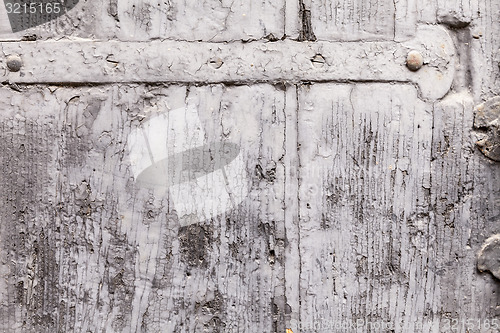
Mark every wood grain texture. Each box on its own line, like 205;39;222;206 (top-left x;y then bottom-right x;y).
0;0;498;332
0;0;285;42
431;92;499;326
0;84;289;332
303;0;395;40
293;84;499;332
296;83;435;331
472;0;500;100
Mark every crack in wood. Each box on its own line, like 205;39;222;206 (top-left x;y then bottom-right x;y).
298;1;316;41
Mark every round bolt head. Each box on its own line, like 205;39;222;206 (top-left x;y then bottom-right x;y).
6;55;22;72
406;50;423;71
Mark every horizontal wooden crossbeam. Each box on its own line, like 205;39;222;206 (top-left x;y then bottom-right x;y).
0;25;454;100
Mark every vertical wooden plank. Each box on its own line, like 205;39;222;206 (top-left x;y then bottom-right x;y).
283;85;301;331
0;83;289;332
471;0;500;100
1;0;286;42
295;83;435;331
431;92;500;326
0;88;61;332
115;0;285;41
394;0;417;41
285;0;300;39
0;0;498;331
308;0;396;40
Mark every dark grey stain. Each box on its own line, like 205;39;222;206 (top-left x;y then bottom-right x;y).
298;0;316;41
178;224;212;269
4;0;80;32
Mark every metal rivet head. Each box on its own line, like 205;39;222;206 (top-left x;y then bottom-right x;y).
6;54;22;72
406;50;423;71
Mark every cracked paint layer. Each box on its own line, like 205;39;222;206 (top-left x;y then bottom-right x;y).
0;25;455;100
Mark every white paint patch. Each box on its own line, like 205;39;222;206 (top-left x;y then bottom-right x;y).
127;105;250;226
128;106;205;180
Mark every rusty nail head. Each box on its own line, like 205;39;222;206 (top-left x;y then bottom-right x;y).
406;50;423;71
6;54;22;72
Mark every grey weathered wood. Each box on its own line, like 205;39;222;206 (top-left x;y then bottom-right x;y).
0;0;286;41
0;0;498;332
296;83;434;330
0;84;289;332
0;25;455;100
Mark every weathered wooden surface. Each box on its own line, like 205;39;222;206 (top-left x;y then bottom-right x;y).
0;0;499;333
0;0;286;41
296;83;433;329
0;24;455;100
0;84;288;332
